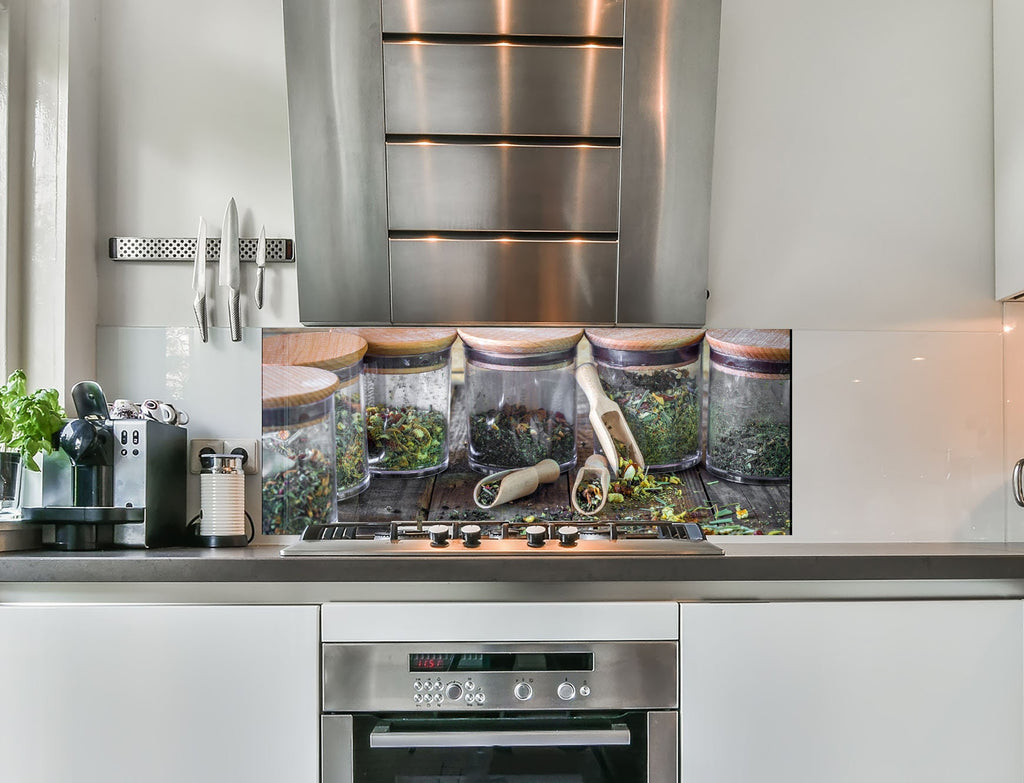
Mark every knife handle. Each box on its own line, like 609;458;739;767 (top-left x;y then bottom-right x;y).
228;289;241;342
254;267;265;310
193;295;209;343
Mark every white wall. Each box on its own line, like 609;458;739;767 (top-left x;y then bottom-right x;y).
90;0;1005;541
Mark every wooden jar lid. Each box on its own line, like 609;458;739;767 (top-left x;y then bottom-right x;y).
262;365;340;408
458;328;584;356
345;327;457;357
705;329;791;362
585;327;706;352
262;330;367;370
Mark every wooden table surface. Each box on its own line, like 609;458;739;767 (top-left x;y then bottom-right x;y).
338;385;791;535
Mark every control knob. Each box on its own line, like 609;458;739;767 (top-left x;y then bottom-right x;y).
461;524;482;548
427;524;450;547
525;524;547;548
556;682;576;701
445;682;464;701
513;682;533;701
557;525;579;547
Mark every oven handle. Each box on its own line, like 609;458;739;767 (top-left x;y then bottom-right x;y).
369;723;631;749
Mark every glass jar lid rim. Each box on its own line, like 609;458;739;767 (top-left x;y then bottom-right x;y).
585;327;705;351
458;327;583;355
262;330;367;370
261;364;339;407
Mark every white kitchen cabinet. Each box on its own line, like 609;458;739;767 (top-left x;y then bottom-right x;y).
680;600;1023;783
996;0;1024;299
0;604;319;783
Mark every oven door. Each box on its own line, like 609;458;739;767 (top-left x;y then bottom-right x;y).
323;711;677;783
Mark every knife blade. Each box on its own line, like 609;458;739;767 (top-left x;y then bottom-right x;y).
254;224;266;310
192;217;208;342
219;197;241;341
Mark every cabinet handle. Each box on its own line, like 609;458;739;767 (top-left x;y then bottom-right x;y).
1013;458;1024;507
369;724;630;749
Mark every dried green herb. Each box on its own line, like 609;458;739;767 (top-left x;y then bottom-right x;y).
574;477;604;513
708;414;791;479
334;392;367;492
476;477;502;507
366;405;447;472
603;368;699;468
261;435;334;535
470;405;574;469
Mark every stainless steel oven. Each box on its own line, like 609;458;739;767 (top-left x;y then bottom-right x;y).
321;628;679;783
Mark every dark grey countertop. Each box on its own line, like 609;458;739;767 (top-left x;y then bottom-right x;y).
3;541;1024;584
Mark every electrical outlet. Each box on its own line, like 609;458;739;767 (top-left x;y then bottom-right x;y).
223;438;260;475
189;439;224;474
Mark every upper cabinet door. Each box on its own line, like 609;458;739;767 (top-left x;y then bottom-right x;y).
996;0;1024;300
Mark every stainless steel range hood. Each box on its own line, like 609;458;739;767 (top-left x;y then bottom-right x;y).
283;0;721;326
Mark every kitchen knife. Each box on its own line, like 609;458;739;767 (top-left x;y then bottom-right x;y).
192;217;208;342
254;224;266;310
219;197;241;342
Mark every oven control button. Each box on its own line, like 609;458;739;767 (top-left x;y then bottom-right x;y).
414;694;422;705
579;685;591;697
465;680;476;691
465;694;473;705
474;692;486;705
428;524;450;547
461;524;482;547
557;682;576;701
446;682;464;701
513;682;533;701
413;680;423;691
434;693;443;704
525;524;547;547
557;525;579;546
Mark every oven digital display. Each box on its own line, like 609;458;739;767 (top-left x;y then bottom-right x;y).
409;652;594;673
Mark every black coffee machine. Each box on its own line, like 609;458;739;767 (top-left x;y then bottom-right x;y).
22;381;187;550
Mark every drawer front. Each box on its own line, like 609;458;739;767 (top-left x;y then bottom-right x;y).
381;0;625;37
384;42;623;137
386;143;621;232
390;239;617;323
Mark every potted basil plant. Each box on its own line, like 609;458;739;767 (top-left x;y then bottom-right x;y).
0;370;65;512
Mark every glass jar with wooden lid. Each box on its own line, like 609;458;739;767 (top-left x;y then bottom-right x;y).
261;364;339;534
458;328;583;473
347;328;457;477
705;329;791;483
585;327;706;471
263;330;371;501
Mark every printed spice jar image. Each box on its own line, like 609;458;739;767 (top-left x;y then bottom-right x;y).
262;329;371;501
347;327;457;478
704;329;791;483
458;327;583;473
261;364;339;535
586;327;706;472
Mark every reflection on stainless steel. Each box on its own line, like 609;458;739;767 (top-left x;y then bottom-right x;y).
321;715;355;783
285;0;721;326
386;143;621;231
648;712;679;782
322;641;678;712
382;0;625;37
384;42;623;137
390;238;616;323
283;0;392;325
618;0;721;324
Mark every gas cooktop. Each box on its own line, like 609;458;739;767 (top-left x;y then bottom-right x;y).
280;520;723;557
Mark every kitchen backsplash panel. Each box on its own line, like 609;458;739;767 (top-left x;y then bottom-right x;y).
96;326;264;535
92;325;1008;542
792;330;1004;542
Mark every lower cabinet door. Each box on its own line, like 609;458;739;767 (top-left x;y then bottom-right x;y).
680;600;1023;783
0;604;319;783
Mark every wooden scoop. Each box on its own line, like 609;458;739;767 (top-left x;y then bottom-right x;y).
575;363;645;478
571;454;611;516
474;459;561;509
